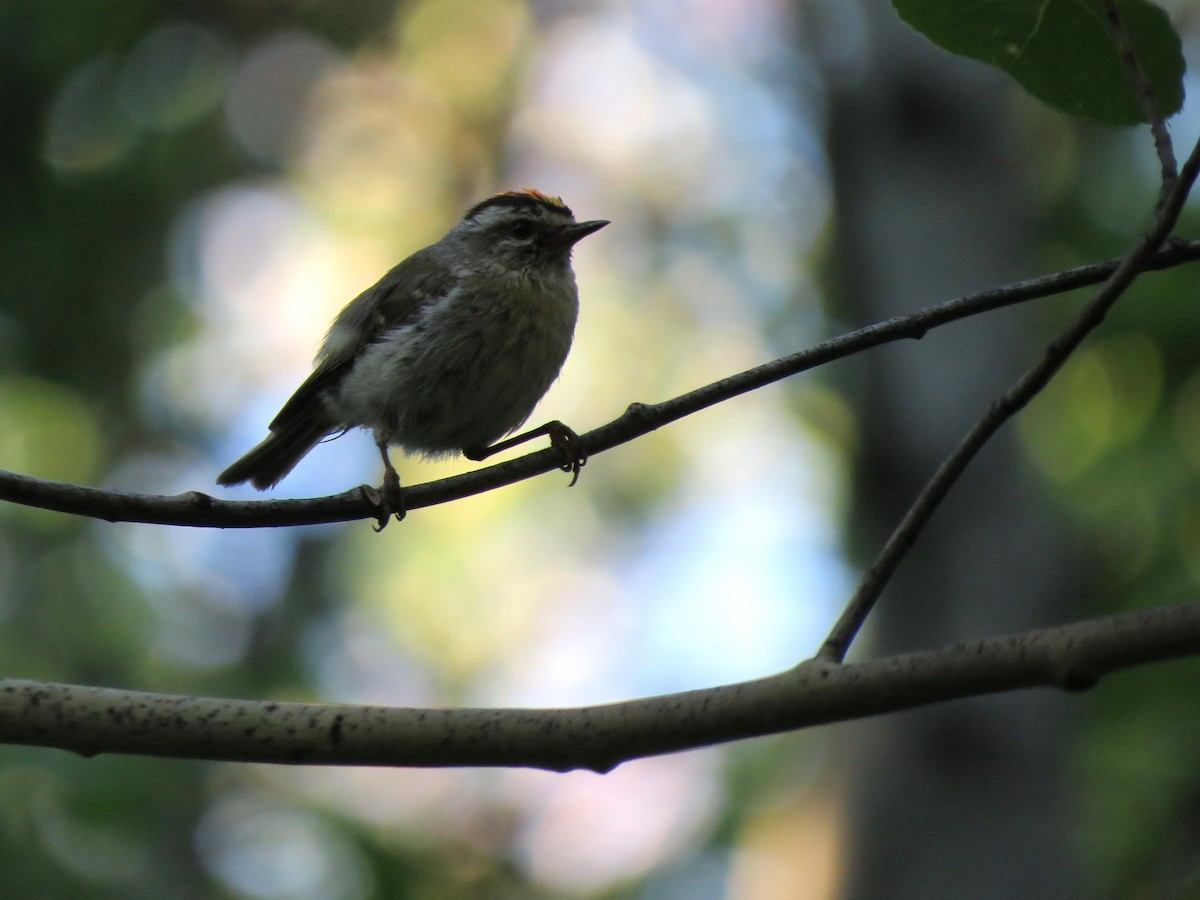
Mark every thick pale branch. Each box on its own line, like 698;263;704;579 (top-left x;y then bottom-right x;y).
2;601;1198;771
1;240;1199;529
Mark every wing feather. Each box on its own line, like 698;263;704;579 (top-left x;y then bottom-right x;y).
268;247;457;433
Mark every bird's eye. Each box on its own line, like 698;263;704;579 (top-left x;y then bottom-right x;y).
510;220;535;240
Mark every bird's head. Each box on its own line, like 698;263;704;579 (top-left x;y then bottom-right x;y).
451;189;608;272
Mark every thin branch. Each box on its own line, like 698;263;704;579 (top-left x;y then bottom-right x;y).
1101;0;1177;188
2;601;1198;771
818;136;1200;663
1;240;1199;529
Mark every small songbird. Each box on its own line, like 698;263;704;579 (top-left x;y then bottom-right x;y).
217;189;608;521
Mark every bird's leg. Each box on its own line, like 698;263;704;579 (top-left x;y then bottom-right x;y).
464;420;587;486
369;434;406;530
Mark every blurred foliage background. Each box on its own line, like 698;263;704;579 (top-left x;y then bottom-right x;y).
1;0;1199;897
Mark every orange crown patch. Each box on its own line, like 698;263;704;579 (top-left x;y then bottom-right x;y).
500;188;568;210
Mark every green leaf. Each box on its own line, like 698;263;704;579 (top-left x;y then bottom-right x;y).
892;0;1185;125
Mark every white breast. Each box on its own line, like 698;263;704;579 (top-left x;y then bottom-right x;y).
330;268;579;456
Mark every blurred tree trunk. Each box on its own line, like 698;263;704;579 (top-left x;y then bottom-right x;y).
817;6;1084;898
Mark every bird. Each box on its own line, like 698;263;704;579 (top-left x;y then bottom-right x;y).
217;189;608;524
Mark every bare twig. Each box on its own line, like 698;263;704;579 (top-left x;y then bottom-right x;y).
1;240;1198;529
818;136;1200;664
1102;0;1177;188
1;600;1197;770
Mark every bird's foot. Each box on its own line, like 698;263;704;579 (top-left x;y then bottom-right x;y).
547;421;587;487
463;420;587;486
363;469;406;532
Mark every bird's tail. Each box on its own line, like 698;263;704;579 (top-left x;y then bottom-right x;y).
217;418;332;490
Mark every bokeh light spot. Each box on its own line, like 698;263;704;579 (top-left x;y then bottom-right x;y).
225;32;344;165
44;56;132;173
119;23;232;132
196;792;373;900
0;376;101;486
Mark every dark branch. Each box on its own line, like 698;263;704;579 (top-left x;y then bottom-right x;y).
818;137;1200;663
1;601;1198;770
0;241;1198;528
1101;0;1177;189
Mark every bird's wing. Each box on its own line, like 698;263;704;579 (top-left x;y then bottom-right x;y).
268;248;457;433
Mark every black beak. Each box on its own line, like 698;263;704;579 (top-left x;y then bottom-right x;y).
547;219;609;249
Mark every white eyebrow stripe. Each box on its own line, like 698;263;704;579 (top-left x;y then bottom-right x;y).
470;204;536;227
